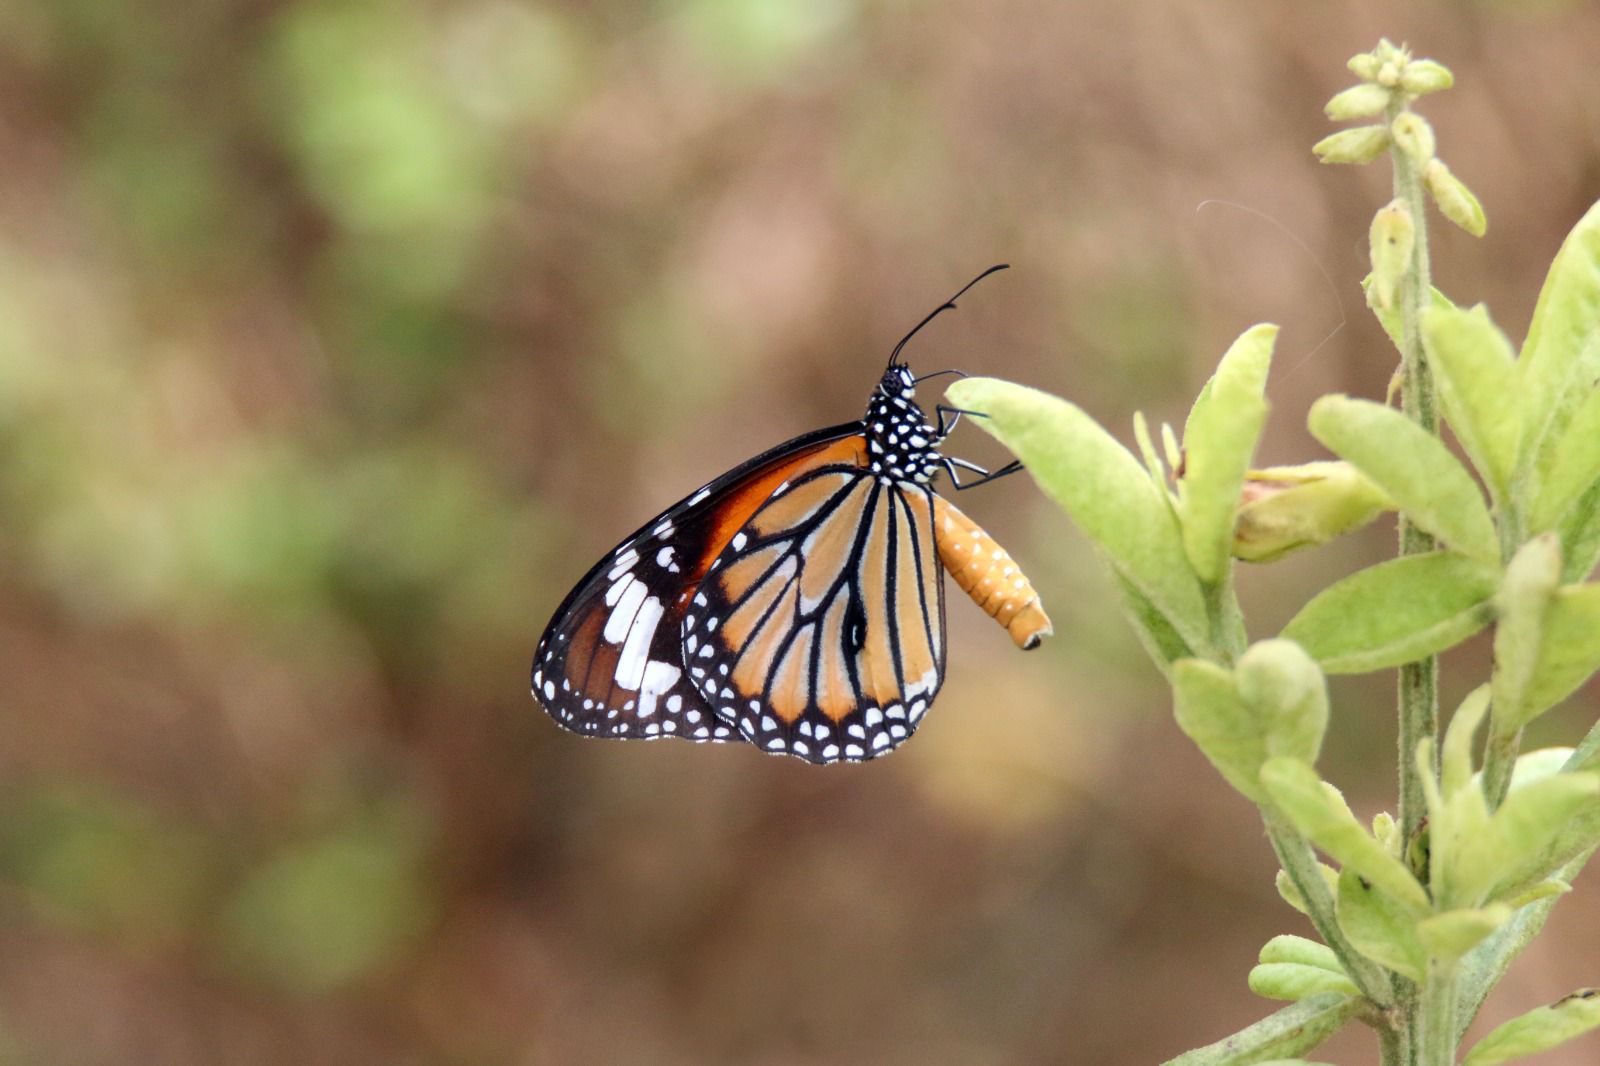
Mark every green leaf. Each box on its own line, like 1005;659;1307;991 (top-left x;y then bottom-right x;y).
1443;686;1492;799
1499;878;1571;910
1259;934;1343;972
1336;867;1427;981
1491;535;1563;733
1115;571;1198;667
1558;478;1600;582
1259;758;1430;911
1172;660;1267;804
1416;905;1512;965
1181;324;1277;584
1281;551;1499;674
1309;395;1499;563
1477;773;1600;905
1424;304;1520;503
1164;993;1362;1066
1365;277;1457;356
1235;640;1328;764
1517;584;1600;728
1248;963;1360;1002
1173;646;1328;805
1464;989;1600;1066
1518;200;1600;493
1532;385;1600;533
1133;410;1174;494
948;378;1210;653
1276;863;1339;918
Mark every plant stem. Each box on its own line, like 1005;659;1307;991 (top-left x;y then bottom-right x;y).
1418;961;1458;1066
1390;115;1441;854
1387;93;1443;1064
1480;721;1524;810
1265;815;1394;1008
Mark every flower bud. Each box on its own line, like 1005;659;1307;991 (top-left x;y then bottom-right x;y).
1372;811;1400;856
1369;200;1415;311
1325;83;1392;121
1237;639;1328;764
1425;158;1487;237
1313;125;1390;165
1232;461;1394;563
1390;112;1436;165
1401;59;1455;95
1347;53;1382;82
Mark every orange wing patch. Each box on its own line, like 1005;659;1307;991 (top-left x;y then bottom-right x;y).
686;436;868;591
934;495;1052;650
684;473;949;762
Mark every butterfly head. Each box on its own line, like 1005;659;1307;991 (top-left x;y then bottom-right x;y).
865;364;942;484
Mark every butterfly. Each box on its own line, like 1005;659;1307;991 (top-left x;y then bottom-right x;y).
531;266;1052;764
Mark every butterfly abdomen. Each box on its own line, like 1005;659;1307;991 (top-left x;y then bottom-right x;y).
935;496;1053;650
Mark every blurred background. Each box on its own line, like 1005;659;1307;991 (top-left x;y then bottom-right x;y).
2;1;1599;1063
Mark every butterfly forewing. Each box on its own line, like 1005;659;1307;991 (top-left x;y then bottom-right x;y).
532;425;870;745
683;467;947;764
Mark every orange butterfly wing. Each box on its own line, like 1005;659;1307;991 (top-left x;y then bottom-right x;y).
532;426;870;744
684;468;947;763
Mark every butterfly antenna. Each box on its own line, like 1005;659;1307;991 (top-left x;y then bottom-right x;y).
913;368;969;384
888;264;1010;369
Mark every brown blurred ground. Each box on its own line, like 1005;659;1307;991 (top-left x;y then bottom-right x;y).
2;2;1599;1063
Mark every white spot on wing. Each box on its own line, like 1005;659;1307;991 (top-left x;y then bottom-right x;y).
614;596;664;689
604;579;648;642
635;659;682;718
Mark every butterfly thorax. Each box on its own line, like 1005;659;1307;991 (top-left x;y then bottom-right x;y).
864;365;942;484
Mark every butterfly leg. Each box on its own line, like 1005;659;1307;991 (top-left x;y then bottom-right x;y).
942;456;1024;490
934;404;990;438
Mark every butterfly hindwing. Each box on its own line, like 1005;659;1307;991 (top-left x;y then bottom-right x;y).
683;466;948;764
532;425;872;745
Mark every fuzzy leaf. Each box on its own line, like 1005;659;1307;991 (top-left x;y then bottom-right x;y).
1517;584;1600;728
1114;572;1198;667
1442;686;1492;799
1417;906;1512;965
1281;552;1498;674
1464;989;1600;1066
1477;774;1600;905
1558;479;1600;582
948;378;1210;653
1259;935;1343;972
1533;385;1600;532
1249;963;1360;1003
1260;758;1430;910
1236;640;1328;765
1518;200;1600;492
1276;863;1339;918
1172;660;1266;803
1309;395;1499;562
1181;325;1276;584
1165;993;1362;1066
1366;278;1457;357
1424;304;1520;503
1491;535;1563;733
1335;867;1427;981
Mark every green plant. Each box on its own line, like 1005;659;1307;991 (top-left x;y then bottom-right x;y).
948;39;1600;1066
